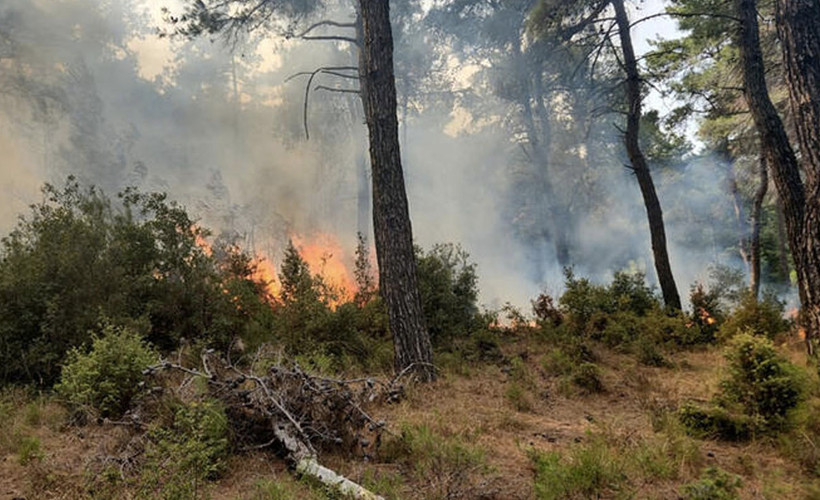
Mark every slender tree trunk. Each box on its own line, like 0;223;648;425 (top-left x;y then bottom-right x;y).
532;69;572;267
749;152;768;298
613;0;681;309
356;154;371;238
726;155;751;273
357;0;435;380
776;202;791;279
515;39;571;268
775;0;820;354
735;0;817;355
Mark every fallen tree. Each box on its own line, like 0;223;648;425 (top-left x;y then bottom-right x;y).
141;348;418;499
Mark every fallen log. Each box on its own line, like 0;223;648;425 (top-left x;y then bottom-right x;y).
146;349;388;500
296;457;385;500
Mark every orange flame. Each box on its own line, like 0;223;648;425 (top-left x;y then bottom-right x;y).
251;256;282;299
698;307;716;326
291;233;355;302
194;231;212;257
193;227;356;307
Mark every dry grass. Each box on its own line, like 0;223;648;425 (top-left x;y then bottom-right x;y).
1;330;818;499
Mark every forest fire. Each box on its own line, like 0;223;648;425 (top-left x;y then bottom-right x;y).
192;227;354;305
290;233;356;301
249;233;356;306
250;256;281;298
697;307;717;326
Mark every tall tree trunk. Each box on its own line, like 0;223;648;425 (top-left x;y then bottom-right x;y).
356;153;371;239
726;150;751;274
357;0;435;380
532;69;572;267
612;0;681;309
512;38;571;269
776;202;791;279
735;0;817;355
775;0;820;354
749;152;768;298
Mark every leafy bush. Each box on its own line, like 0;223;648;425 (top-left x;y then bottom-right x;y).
689;283;724;343
560;269;658;329
609;270;658;315
681;467;742;500
634;336;671;367
56;323;158;418
505;383;533;412
678;402;754;441
559;268;614;330
139;399;229;498
269;242;392;373
719;333;804;430
415;243;483;348
719;291;789;340
639;308;700;347
572;362;604;394
778;399;820;475
532;292;563;327
0;178;273;385
554;269;705;351
680;334;805;439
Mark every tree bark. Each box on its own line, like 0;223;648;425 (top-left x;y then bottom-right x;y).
726;149;750;275
513;37;572;269
735;0;817;354
613;0;681;309
775;0;820;354
749;152;768;298
357;0;435;380
776;202;791;279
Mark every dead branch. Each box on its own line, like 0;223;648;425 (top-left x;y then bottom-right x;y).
315;85;361;94
284;66;359;139
301;35;358;44
145;350;398;500
292;20;357;39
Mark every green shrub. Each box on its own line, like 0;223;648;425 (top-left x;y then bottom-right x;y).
56;323;158;418
634;337;671;367
719;291;789;340
678;402;754;441
454;327;503;363
720;333;805;430
542;348;575;376
505;383;533;412
270;243;392;374
139;399;229;498
0;179;274;385
681;467;742;500
778;399;820;475
609;270;658;315
415;244;484;348
639;308;701;347
559;269;614;330
689;283;724;343
572;362;604;394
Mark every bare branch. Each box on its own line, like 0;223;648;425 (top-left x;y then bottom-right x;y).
630;11;741;29
315;85;361;94
292;20;356;38
301;35;359;45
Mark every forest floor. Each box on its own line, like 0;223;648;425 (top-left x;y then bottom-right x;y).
1;329;818;499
